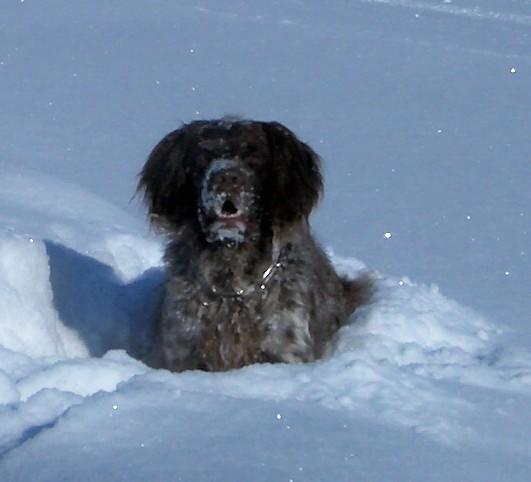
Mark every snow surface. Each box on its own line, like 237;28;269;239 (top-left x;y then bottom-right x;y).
1;1;530;481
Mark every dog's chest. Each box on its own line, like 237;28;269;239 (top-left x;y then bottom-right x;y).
183;282;311;370
161;255;317;371
197;295;268;368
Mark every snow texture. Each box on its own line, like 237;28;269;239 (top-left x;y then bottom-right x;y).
0;1;530;481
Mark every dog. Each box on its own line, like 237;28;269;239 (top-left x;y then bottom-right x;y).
138;117;370;372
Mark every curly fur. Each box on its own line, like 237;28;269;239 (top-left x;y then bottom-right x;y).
138;118;370;372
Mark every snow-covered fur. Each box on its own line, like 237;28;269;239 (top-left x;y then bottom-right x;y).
138;118;370;372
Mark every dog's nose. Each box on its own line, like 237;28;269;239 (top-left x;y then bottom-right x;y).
210;167;249;193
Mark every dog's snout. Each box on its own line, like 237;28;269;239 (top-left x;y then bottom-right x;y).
201;160;255;220
210;167;249;193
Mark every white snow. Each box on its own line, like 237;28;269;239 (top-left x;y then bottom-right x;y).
0;233;88;358
0;0;530;481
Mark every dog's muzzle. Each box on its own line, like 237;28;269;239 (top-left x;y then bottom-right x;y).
200;159;257;244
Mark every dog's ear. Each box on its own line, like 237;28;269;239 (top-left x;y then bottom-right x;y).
137;126;194;224
262;122;323;224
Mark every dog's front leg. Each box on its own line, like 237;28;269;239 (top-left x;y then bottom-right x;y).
261;308;315;364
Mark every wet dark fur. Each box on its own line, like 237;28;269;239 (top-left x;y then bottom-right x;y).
138;118;370;372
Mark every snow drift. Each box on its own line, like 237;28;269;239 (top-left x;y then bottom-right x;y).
1;169;530;480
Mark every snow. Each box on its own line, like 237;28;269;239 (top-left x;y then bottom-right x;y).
1;0;530;480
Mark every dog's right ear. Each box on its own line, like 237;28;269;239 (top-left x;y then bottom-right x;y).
262;121;323;225
137;126;192;224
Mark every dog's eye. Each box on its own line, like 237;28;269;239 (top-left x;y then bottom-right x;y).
245;155;266;170
194;154;212;169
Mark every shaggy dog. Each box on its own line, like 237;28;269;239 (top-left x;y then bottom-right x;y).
138;118;370;372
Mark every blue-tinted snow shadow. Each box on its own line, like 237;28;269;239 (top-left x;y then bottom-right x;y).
0;420;56;460
44;240;163;360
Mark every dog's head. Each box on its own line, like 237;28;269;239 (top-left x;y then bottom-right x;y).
138;118;323;246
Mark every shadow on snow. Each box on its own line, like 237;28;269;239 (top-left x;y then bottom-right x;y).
44;240;163;360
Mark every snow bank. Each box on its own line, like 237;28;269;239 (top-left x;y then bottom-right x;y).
1;249;530;480
0;233;87;358
1;163;530;481
1;214;529;450
16;351;148;401
0;168;163;359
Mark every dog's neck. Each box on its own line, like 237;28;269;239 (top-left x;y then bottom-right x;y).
166;220;309;298
197;234;278;297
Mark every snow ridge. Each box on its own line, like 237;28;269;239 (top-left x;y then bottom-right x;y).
360;0;531;26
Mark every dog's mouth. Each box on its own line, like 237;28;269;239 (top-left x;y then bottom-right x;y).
217;199;243;220
199;188;256;245
215;198;258;230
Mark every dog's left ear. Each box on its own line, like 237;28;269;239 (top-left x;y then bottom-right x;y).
137;126;193;225
262;122;323;224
